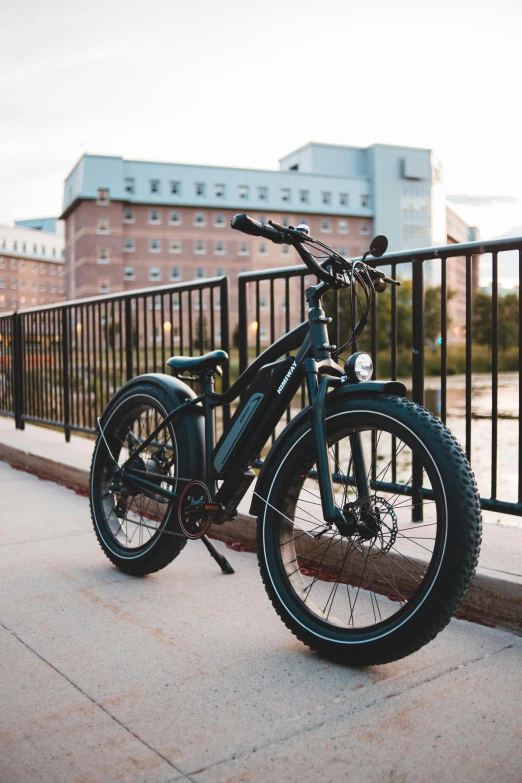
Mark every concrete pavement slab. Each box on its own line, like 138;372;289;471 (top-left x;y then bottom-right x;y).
1;462;522;781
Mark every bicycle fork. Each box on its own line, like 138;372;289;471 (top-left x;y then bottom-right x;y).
305;363;370;533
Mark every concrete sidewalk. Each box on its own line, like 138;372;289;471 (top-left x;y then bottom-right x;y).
1;462;522;783
1;416;521;631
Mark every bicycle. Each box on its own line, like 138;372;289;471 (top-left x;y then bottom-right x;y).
89;214;482;665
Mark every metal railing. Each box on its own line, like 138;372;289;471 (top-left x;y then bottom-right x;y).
2;236;522;519
0;276;230;440
238;236;522;518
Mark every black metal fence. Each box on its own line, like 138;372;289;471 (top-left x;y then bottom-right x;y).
237;236;522;519
0;276;230;440
1;236;522;518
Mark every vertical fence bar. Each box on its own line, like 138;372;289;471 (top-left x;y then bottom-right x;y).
440;256;447;424
411;260;424;522
238;276;248;376
125;298;133;381
411;260;424;406
220;277;230;426
12;311;24;429
519;249;522;504
61;307;70;442
491;252;498;499
465;255;472;461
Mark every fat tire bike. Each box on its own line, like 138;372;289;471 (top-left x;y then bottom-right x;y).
89;214;482;665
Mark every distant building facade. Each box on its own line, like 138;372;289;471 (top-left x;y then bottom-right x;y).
61;144;479;343
0;225;65;311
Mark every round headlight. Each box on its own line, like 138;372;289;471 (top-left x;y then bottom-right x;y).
344;352;373;382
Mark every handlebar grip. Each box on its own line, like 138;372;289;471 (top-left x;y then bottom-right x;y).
230;214;265;237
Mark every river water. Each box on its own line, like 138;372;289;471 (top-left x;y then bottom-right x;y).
422;372;520;528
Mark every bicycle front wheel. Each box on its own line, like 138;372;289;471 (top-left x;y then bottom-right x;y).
257;395;482;665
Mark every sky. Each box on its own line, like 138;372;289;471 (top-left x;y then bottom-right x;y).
1;0;522;251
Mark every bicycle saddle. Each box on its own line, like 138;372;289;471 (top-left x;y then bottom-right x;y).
166;350;228;375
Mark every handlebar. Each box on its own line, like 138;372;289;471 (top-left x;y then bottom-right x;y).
230;213;400;290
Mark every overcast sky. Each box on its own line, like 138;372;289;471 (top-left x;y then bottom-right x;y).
1;0;521;242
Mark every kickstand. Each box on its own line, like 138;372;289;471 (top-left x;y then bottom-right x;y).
201;535;235;574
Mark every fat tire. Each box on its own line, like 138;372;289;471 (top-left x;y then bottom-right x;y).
256;394;482;665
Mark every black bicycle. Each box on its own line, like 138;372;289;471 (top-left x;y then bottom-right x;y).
89;214;482;665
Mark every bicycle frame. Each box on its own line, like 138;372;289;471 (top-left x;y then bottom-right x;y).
118;277;370;526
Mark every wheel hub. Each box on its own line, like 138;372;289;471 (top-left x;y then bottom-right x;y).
342;496;398;557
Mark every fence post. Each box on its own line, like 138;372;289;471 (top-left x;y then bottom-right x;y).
125;299;133;382
411;260;425;406
61;308;71;442
411;260;424;522
220;277;231;426
12;311;25;430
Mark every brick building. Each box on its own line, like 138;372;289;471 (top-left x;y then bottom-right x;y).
60;145;479;344
0;224;65;311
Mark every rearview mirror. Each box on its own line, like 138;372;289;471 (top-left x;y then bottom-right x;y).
369;235;388;258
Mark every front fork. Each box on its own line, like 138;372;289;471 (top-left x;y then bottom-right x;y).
305;360;370;530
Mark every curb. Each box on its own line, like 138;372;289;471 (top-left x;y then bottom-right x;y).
1;440;521;634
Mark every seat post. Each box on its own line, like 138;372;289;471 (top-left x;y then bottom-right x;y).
202;372;215;494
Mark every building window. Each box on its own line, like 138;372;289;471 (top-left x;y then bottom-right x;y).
39;262;45;273
97;188;109;204
215;183;225;198
150;239;161;252
124;178;134;194
361;194;369;207
32;244;37;254
97;219;109;234
150;179;160;194
31;261;36;271
170;267;181;281
31;281;36;290
49;266;55;276
260;296;268;310
98;248;109;263
99;280;110;294
195;182;206;197
322;191;331;205
0;278;4;289
11;279;17;289
149;267;161;281
214;213;224;227
195;240;206;254
258;186;268;201
49;284;55;294
338;219;348;234
216;267;224;277
282;245;290;255
281;216;289;227
22;242;27;252
360;221;370;235
170;180;181;195
123;265;135;281
124;207;134;222
11;259;17;270
41;246;46;256
169;240;182;254
299;189;309;204
194;212;206;226
149;209;160;224
169;210;181;225
281;188;291;202
124;238;135;252
196;267;205;278
20;279;26;289
58;283;64;293
259;243;267;255
239;185;249;199
214;241;225;255
40;282;46;292
238;242;249;255
339;193;349;206
320;219;331;233
339;246;347;256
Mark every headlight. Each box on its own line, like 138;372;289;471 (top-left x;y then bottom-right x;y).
344;352;373;382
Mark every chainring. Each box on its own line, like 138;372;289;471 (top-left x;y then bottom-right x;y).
177;480;212;540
